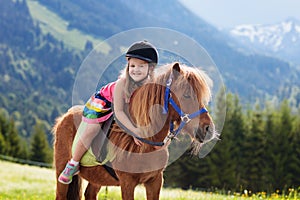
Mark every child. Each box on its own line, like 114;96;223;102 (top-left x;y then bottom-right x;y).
58;41;159;184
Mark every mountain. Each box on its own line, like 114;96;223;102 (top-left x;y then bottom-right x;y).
32;0;300;101
229;18;300;66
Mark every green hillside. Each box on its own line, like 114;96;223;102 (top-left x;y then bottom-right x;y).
26;0;108;52
0;0;83;138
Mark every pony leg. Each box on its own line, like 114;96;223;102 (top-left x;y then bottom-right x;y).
84;183;101;200
55;177;82;200
67;175;82;200
120;183;137;200
55;183;69;200
144;173;163;200
118;173;139;200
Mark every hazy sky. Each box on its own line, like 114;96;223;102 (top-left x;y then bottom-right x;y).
179;0;300;28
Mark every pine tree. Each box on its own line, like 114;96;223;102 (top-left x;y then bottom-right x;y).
264;103;278;192
0;131;6;154
30;122;52;163
18;138;30;160
194;157;212;189
206;93;241;190
6;118;22;157
289;108;300;186
242;103;267;192
164;157;185;188
278;100;295;189
265;100;293;191
0;112;9;154
230;94;246;190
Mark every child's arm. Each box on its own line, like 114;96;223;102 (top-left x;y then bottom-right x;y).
113;79;142;145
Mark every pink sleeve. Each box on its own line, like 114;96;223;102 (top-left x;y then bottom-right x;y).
99;81;116;102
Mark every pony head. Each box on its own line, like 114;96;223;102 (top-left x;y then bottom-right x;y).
166;63;218;155
129;62;218;155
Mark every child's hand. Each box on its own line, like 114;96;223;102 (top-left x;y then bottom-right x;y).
132;128;143;146
133;136;143;146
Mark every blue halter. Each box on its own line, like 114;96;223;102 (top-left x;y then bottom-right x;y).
162;72;208;142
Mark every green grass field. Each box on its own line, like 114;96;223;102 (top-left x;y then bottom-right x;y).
0;160;298;200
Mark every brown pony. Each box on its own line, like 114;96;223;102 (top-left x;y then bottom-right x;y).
53;62;218;200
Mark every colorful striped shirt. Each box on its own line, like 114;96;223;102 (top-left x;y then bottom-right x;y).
82;81;116;124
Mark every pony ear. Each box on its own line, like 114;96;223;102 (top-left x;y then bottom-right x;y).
172;62;181;78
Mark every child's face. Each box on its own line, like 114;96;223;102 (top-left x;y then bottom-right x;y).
128;58;149;82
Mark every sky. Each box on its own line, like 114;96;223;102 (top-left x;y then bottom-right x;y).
179;0;300;28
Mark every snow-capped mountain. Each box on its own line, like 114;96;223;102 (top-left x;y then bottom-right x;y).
229;18;300;65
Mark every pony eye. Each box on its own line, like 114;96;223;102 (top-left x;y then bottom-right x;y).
183;94;191;99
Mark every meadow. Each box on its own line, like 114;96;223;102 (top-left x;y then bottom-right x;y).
0;160;298;200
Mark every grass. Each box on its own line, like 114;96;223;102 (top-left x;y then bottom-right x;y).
0;160;298;199
0;160;55;199
26;0;110;53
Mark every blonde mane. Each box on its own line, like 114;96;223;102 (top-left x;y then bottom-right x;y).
155;63;212;104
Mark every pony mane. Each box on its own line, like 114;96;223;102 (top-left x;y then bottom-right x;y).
129;80;168;141
155;63;212;106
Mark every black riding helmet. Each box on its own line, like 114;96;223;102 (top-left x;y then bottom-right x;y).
125;41;158;65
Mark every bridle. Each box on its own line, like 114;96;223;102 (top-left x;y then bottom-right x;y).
115;71;208;147
161;72;208;145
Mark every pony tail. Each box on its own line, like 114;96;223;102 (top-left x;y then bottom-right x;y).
67;175;82;200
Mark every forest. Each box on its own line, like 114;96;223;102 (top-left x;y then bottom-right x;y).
165;93;300;193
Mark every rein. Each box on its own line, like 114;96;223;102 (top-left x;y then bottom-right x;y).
114;115;164;146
